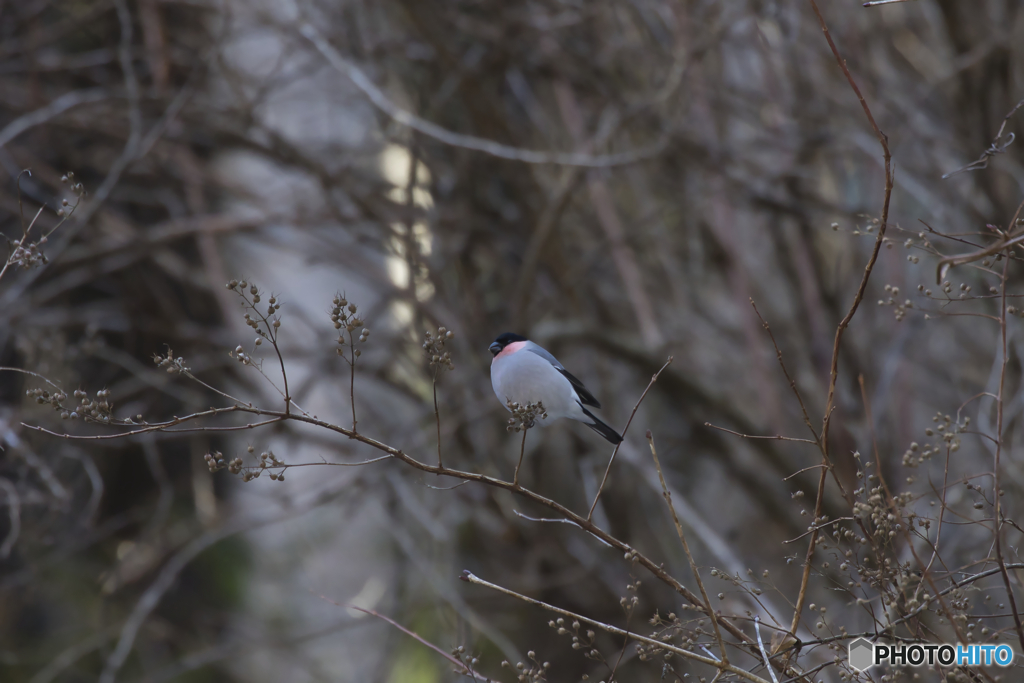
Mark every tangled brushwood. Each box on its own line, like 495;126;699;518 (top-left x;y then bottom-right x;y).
4;0;1024;682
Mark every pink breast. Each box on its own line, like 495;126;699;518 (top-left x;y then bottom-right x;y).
493;340;527;361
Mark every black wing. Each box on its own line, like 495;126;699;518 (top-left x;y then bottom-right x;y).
557;368;601;408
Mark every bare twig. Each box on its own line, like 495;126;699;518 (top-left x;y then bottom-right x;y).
991;238;1024;652
789;0;895;640
587;356;673;520
934;200;1024;283
320;600;498;682
648;431;728;666
781;517;855;544
0;366;65;392
942;98;1024;178
704;423;817;445
433;370;443;469
513;425;528;487
754;617;780;683
749;301;820;444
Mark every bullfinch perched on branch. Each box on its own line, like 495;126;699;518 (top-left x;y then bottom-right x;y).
489;333;623;444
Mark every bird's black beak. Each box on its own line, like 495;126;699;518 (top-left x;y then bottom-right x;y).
488;342;502;356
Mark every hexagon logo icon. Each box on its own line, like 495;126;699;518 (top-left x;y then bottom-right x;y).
848;638;874;671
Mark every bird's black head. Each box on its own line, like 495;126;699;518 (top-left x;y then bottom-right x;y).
489;332;528;356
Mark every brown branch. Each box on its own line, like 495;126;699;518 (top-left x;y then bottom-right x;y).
789;0;895;641
934;200;1024;284
34;399;779;662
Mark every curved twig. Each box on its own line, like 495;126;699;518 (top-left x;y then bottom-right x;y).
587;355;673;520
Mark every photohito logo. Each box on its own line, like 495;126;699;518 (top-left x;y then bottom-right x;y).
847;638;1015;671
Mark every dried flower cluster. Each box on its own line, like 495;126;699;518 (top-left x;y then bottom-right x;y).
505;400;546;432
228;280;283;331
422;326;454;370
500;650;549;683
25;387;68;411
6;234;49;271
152;347;191;375
26;386;123;423
2;171;84;278
204;446;287;483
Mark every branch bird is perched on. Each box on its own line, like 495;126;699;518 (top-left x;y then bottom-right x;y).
489;333;622;444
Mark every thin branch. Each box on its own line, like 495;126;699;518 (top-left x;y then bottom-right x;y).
512;509;605;544
648;431;729;666
514;425;528;486
991;239;1024;652
424;479;471;491
754;617;780;683
320;600;498;682
942;97;1024;178
781;517;855;544
433;370;443;469
923;444;953;575
704;423;816;445
183;370;249;406
349;327;357;431
0;366;65;392
782;464;828;481
934;200;1024;284
587;355;673;520
749;300;820;444
790;0;895;640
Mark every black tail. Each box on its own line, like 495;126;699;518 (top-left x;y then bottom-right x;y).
581;406;623;444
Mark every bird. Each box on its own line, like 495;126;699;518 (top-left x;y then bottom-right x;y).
489;332;623;445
